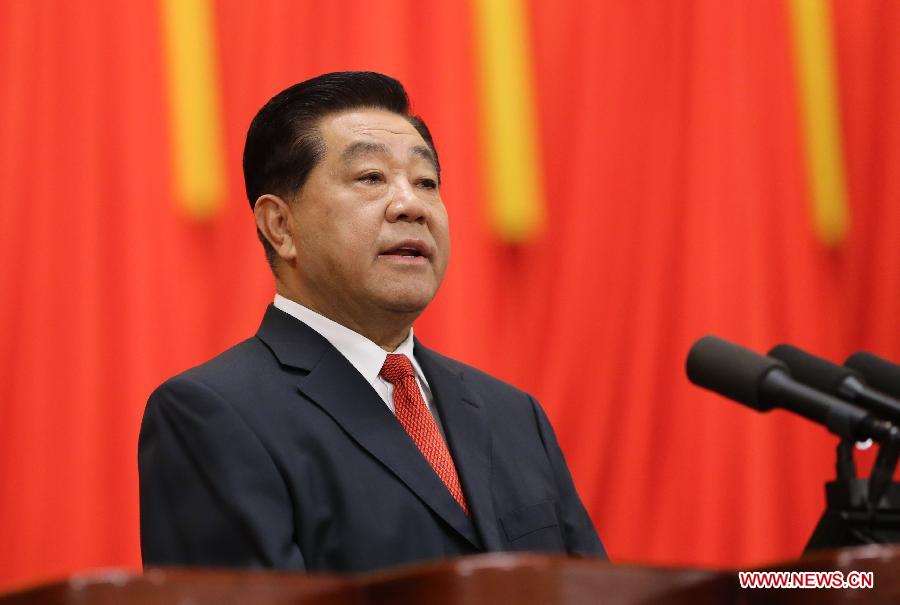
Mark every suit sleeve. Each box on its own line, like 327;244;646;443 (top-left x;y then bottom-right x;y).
530;396;607;559
138;376;305;570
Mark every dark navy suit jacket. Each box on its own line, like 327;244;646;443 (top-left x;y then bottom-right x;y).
138;305;605;572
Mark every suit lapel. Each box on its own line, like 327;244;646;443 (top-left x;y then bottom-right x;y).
256;306;482;549
414;341;503;551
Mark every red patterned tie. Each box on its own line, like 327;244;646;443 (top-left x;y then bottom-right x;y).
380;353;469;514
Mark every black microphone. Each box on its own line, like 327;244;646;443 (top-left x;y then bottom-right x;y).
769;344;900;426
686;335;896;443
846;352;900;400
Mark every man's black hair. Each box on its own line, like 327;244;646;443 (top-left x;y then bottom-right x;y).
242;71;441;269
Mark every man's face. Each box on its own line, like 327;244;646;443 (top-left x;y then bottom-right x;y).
285;108;450;325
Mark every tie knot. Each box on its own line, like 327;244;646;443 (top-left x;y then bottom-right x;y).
380;353;416;384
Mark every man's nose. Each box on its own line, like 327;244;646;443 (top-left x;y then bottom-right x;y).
386;180;428;224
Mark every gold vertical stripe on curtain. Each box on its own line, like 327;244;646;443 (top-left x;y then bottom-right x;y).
472;0;545;243
788;0;849;246
160;0;225;220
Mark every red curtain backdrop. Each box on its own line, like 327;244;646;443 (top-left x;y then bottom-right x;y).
1;0;899;589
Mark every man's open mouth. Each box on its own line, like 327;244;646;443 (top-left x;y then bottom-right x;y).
379;240;431;259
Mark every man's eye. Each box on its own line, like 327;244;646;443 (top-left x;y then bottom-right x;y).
359;172;384;184
418;178;438;190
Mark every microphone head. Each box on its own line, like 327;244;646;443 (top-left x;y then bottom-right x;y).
686;335;788;411
846;352;900;397
768;344;861;395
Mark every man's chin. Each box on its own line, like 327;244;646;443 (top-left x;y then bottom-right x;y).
373;289;436;316
379;298;431;316
367;276;441;315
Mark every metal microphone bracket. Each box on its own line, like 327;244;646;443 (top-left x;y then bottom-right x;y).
806;428;900;551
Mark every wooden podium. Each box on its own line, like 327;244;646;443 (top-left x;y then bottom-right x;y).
1;547;898;604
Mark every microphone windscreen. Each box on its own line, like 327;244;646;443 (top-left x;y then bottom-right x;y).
768;344;860;394
686;335;787;411
845;352;900;397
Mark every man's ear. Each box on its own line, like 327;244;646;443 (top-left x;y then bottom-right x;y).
254;194;297;262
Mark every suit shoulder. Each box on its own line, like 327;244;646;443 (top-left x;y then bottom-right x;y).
150;336;276;400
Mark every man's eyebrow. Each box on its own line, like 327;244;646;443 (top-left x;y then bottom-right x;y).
410;145;438;173
340;141;389;163
339;140;438;174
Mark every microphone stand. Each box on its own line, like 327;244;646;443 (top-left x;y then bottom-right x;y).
836;439;857;483
806;429;900;550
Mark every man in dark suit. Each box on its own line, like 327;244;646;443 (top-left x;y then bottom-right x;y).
139;71;605;572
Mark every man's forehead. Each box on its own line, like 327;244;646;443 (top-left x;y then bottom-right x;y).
320;109;435;168
323;109;423;143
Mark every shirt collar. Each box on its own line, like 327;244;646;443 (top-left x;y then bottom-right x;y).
273;294;427;387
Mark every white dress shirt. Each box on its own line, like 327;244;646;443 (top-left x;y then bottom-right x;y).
273;294;445;431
